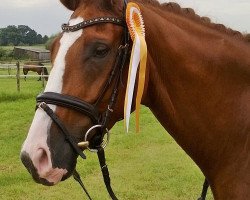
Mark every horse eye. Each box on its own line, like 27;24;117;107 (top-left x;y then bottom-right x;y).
93;45;110;58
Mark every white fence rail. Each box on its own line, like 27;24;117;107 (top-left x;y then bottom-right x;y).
0;62;50;91
0;65;52;69
0;64;16;68
0;75;49;78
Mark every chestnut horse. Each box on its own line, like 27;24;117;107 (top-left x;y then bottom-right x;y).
20;0;250;199
23;62;49;81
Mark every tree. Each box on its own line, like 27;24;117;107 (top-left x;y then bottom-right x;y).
0;25;49;46
43;35;49;44
37;34;43;44
26;29;37;45
0;25;20;45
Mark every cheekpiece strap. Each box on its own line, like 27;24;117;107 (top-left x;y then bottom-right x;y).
62;17;125;32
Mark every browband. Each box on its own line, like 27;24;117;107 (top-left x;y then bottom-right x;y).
62;17;125;32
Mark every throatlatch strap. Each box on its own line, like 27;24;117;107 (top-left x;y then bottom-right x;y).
97;148;118;200
198;179;209;200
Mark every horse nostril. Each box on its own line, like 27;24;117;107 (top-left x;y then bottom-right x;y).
36;148;49;172
20;151;34;173
20;150;54;186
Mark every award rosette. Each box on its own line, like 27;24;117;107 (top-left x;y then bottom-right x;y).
124;2;147;132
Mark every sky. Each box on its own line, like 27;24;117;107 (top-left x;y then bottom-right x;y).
0;0;249;36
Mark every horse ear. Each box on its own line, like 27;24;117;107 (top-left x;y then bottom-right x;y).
60;0;81;11
102;0;123;13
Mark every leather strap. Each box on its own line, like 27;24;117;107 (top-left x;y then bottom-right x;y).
97;148;118;200
37;92;100;124
197;179;209;200
73;170;93;200
62;17;125;32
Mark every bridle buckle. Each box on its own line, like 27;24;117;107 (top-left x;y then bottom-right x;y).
38;102;47;110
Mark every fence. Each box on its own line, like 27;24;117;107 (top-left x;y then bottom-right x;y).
0;62;50;92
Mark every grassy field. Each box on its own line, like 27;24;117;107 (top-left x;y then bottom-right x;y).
0;78;213;200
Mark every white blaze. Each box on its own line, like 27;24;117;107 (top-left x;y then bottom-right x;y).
21;17;84;184
45;17;84;94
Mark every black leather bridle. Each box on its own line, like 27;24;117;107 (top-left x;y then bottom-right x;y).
36;1;130;199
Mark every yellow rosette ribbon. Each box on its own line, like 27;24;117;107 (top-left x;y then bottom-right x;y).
124;2;147;133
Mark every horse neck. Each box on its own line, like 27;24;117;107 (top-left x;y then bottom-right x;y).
141;3;250;188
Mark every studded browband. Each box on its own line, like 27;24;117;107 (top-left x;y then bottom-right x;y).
62;17;125;32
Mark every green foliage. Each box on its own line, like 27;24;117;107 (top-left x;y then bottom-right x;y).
0;79;213;200
45;33;59;50
0;47;13;61
0;25;49;46
0;47;6;57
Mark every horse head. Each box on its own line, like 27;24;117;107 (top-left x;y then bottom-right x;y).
20;0;132;186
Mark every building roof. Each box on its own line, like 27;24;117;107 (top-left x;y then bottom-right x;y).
14;46;50;53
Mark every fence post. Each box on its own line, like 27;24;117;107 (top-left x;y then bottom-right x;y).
41;66;45;88
8;65;11;75
16;62;20;92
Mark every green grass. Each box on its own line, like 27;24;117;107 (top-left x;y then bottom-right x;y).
0;78;213;200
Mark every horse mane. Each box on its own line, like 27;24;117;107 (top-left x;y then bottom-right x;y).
134;0;248;42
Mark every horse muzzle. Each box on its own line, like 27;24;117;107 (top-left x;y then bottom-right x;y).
20;149;69;186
